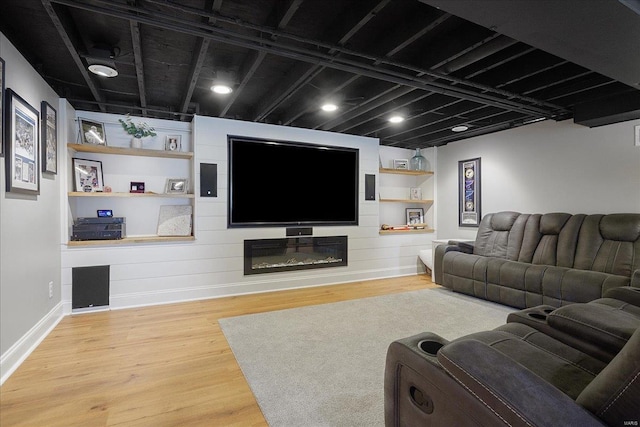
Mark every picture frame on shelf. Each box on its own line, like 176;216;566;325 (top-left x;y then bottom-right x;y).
406;207;424;225
130;181;145;193
41;101;57;174
410;187;422;200
72;157;104;192
0;57;5;157
393;159;408;170
459;157;481;227
164;177;188;194
79;118;107;145
165;135;182;151
5;88;40;195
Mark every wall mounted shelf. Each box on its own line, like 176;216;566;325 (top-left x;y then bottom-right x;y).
379;168;433;176
67;235;195;247
68;143;193;159
68;192;195;198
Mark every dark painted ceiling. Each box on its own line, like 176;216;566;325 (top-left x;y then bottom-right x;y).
1;0;639;148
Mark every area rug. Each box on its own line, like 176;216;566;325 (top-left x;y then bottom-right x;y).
219;288;515;426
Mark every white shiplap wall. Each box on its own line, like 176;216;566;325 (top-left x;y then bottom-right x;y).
60;114;435;312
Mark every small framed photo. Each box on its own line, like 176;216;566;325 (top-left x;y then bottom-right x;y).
5;89;40;195
79;118;107;145
165;178;188;194
130;181;145;193
41;101;57;174
459;157;481;227
410;187;422;200
393;159;409;170
406;207;424;225
72;158;104;192
165;135;182;151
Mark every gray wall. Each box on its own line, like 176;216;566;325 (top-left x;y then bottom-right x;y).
436;118;640;240
0;34;62;373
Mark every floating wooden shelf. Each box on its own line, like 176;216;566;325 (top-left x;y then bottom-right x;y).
67;235;195;247
68;143;193;159
379;198;434;204
68;191;195;198
379;168;433;176
379;228;435;235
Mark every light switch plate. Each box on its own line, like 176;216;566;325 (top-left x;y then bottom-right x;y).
635;125;640;147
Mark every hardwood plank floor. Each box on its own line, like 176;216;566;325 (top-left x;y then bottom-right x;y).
0;275;435;426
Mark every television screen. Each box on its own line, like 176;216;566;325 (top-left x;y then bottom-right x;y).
228;136;359;227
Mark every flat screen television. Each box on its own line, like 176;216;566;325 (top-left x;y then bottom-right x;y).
228;135;359;228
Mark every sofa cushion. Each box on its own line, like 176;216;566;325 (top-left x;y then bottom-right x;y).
574;214;640;278
576;327;640;427
548;299;640;353
473;211;528;260
518;213;585;267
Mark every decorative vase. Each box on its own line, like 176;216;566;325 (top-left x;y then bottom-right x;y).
131;137;143;149
410;148;429;171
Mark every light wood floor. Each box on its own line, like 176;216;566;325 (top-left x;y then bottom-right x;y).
0;275;435;427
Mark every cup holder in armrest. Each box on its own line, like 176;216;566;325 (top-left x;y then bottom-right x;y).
527;312;547;321
418;340;444;356
542;308;554;314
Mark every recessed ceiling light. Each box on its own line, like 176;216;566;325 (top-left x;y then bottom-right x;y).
211;84;233;94
451;125;469;132
321;103;338;112
389;115;404;123
88;64;118;78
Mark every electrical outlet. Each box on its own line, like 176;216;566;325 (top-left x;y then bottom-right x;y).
48;281;53;298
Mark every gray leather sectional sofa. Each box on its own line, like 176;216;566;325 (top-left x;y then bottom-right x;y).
434;211;640;308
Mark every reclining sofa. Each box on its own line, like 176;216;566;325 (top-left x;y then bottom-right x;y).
384;286;640;426
434;211;640;308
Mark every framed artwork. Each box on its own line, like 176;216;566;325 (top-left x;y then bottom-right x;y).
410;187;422;200
406;207;424;225
5;89;40;195
130;181;145;193
79;118;107;145
0;57;5;157
459;157;481;227
165;178;188;194
72;157;104;192
165;135;182;151
41;101;57;174
393;159;408;170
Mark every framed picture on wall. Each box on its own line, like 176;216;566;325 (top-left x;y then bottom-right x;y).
0;57;5;157
79;118;107;145
459;157;481;227
41;101;57;174
5;88;40;195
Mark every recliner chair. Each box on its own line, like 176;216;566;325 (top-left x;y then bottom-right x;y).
385;319;640;426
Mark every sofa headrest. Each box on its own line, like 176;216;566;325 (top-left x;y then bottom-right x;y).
489;211;521;231
600;214;640;242
539;213;571;235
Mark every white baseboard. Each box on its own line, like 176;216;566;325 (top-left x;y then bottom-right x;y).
1;302;64;385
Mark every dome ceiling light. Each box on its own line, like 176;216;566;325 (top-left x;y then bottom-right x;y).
211;84;233;94
452;125;469;132
389;115;404;123
321;103;338;112
88;64;118;78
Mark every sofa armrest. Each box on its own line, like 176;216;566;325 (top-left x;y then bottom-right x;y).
434;244;464;284
437;339;604;427
452;240;475;253
604;285;640;307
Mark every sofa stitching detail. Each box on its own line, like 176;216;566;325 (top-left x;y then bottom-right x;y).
505;331;601;377
550;312;633;341
439;351;526;427
599;370;640;416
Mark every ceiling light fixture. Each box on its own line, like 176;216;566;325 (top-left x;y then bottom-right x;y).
88;64;118;78
389;115;404;123
211;84;233;94
321;103;338;112
451;125;469;132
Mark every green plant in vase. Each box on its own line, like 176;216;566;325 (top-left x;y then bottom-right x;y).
119;114;157;148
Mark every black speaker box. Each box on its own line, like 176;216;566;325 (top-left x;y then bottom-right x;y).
72;265;110;309
200;163;217;197
365;174;376;200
